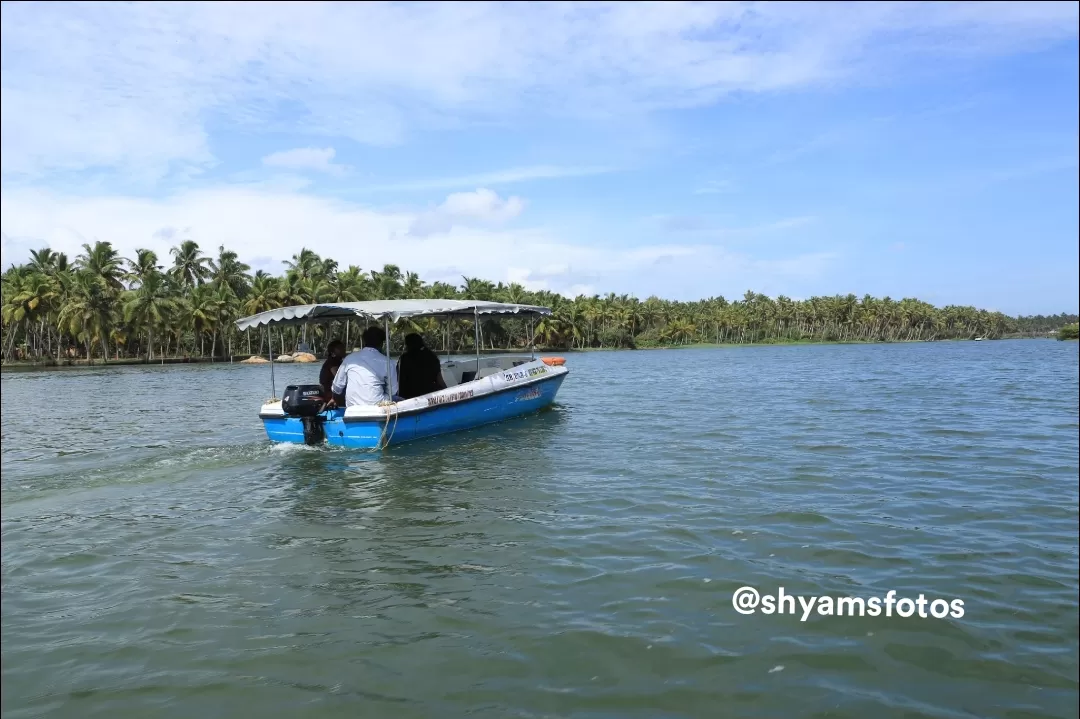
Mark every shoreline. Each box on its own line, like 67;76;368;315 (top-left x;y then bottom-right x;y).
0;355;266;371
1;336;1064;372
562;335;1059;352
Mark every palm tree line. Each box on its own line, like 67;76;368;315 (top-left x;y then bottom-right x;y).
2;241;1076;364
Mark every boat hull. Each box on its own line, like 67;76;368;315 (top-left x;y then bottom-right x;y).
260;360;566;450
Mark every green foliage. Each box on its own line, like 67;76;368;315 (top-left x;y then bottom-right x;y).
1058;324;1080;341
2;242;1078;363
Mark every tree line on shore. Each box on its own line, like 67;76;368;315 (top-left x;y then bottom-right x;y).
2;241;1077;364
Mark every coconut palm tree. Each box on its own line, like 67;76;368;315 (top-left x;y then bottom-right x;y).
209;245;252;299
58;271;116;363
75;241;125;293
29;248;69;277
2;268;58;360
126;248;163;285
401;271;425;298
170;240;212;287
370;265;404;299
284;248;323;281
123;270;175;362
187;283;220;358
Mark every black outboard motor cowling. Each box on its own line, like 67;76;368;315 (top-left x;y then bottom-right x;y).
282;384;326;417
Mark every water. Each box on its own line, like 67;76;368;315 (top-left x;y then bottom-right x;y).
2;340;1078;719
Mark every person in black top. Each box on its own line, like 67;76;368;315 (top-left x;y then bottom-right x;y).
397;333;447;400
320;340;346;406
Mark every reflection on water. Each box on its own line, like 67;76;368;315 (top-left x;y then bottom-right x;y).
2;341;1078;718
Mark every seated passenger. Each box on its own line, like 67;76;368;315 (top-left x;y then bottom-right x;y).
397;333;447;400
331;326;399;407
319;340;346;406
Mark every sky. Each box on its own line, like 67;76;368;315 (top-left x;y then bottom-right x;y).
1;1;1078;316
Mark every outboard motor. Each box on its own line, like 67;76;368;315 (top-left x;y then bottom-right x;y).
282;384;327;445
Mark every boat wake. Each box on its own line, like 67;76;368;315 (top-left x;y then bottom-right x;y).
1;440;293;508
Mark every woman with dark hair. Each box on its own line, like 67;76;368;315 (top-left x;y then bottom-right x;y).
397;333;447;400
320;340;347;405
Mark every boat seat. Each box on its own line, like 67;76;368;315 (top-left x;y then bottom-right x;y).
477;367;501;379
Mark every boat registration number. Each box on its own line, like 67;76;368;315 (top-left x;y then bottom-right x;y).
502;366;547;382
427;388;475;406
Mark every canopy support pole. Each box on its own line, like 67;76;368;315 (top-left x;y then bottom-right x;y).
384;317;393;402
473;308;481;373
529;320;535;360
269;330;277;400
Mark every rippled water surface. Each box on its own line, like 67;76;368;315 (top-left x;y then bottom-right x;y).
3;340;1078;718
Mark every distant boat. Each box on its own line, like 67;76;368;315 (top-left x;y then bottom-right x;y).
974;337;984;341
234;299;569;450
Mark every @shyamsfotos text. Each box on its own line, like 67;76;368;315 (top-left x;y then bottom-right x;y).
732;586;965;621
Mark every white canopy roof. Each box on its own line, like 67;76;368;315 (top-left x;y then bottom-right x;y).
234;299;551;331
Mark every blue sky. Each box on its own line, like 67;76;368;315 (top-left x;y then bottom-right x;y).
1;1;1077;315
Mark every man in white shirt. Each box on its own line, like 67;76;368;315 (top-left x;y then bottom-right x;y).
330;326;399;407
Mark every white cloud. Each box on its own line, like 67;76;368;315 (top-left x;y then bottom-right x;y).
1;231;40;271
1;2;1075;179
440;189;524;221
262;147;347;175
409;188;525;237
361;165;615;193
0;185;836;300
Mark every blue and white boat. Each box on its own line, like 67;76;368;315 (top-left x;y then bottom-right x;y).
234;299;569;450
